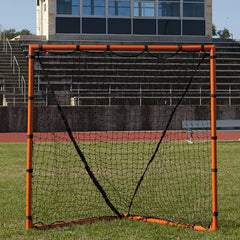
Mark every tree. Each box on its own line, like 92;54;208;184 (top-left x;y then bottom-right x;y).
212;24;232;40
0;28;32;40
3;29;17;39
212;24;217;37
0;24;3;40
217;28;231;40
20;29;31;36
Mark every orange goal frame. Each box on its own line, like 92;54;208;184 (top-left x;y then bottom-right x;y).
26;45;217;231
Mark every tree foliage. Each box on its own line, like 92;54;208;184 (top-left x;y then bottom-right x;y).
217;28;231;40
0;28;31;40
212;24;217;37
212;24;232;39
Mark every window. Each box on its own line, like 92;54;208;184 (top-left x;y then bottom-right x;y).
108;19;131;34
83;0;105;15
57;0;79;15
133;19;156;34
82;18;106;33
158;0;180;17
56;17;80;33
134;0;155;17
183;20;205;35
108;1;130;16
183;0;204;18
158;19;181;35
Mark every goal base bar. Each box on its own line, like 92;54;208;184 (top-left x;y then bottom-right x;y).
29;214;214;231
124;214;211;231
29;216;121;230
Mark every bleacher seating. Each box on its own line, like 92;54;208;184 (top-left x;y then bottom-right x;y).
1;39;240;106
0;40;44;106
31;50;209;106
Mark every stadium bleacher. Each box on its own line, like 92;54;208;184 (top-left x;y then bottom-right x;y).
0;39;240;106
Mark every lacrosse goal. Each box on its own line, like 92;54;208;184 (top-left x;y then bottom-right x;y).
26;45;217;231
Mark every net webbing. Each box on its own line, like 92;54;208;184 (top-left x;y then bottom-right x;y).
31;48;212;229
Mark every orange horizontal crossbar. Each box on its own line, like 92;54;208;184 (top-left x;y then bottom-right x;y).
29;45;215;53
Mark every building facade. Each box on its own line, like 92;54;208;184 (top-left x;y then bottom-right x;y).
36;0;212;41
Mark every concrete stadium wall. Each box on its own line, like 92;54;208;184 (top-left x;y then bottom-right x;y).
0;105;239;133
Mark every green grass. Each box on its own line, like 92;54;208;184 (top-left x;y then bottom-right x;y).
0;142;239;239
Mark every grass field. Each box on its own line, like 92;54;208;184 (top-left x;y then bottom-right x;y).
0;141;239;240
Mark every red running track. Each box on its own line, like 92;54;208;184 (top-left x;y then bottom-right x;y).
0;131;240;143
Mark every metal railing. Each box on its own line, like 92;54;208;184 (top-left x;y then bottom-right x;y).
13;56;21;88
36;77;240;106
3;38;13;66
21;76;27;103
1;36;27;104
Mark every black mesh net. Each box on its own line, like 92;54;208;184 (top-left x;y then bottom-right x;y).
31;48;212;229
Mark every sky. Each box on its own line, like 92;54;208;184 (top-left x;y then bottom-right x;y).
213;0;240;40
0;0;239;40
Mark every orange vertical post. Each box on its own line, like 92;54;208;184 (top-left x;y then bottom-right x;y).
26;45;37;229
209;46;218;230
